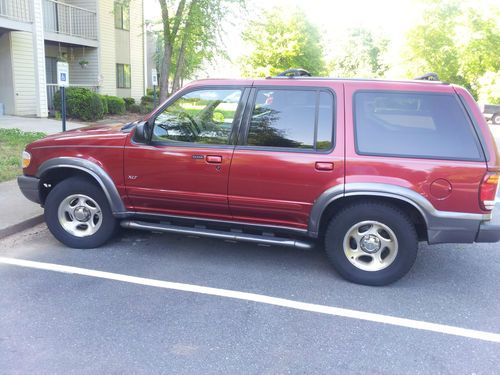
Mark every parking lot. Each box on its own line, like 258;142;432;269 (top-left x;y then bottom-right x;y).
1;220;499;374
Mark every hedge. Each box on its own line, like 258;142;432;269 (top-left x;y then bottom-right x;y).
105;95;126;115
123;97;135;110
53;87;104;121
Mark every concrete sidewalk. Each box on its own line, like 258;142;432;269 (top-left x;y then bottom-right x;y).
0;115;81;238
0;115;83;135
0;180;44;239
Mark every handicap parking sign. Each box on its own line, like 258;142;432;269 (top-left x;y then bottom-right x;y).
57;62;69;87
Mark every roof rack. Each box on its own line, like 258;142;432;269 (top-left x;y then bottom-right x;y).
414;72;440;81
267;69;312;79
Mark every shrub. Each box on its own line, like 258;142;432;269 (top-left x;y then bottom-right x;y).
123;97;135;110
141;95;153;105
128;103;141;113
105;96;126;115
53;87;104;121
140;103;154;114
100;95;109;114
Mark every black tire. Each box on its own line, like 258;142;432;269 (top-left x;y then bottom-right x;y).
324;202;418;286
44;177;117;249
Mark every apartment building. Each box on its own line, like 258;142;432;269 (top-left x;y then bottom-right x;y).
0;0;146;117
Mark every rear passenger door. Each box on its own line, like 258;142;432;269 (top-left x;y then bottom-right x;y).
227;83;345;231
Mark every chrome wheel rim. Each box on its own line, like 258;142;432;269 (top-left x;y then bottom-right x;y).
57;194;102;237
343;220;398;272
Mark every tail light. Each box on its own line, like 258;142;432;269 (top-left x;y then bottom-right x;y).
479;173;499;211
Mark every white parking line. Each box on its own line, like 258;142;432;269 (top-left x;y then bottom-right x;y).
1;256;499;344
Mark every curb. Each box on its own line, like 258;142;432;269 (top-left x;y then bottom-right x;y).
0;215;45;240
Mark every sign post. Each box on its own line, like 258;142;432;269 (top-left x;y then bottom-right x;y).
152;68;158;108
57;62;69;132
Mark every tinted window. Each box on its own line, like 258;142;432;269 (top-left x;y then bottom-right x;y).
152;89;241;145
247;89;334;150
354;92;483;160
317;91;334;150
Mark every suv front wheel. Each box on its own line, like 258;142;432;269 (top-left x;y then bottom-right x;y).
44;177;117;248
325;202;418;286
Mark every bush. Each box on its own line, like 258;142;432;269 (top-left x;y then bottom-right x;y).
123;97;135;110
105;96;126;115
141;95;153;105
140;104;154;114
128;103;141;113
53;87;104;121
99;95;108;114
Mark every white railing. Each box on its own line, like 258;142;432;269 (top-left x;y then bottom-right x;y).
46;84;98;112
43;0;97;40
0;0;31;22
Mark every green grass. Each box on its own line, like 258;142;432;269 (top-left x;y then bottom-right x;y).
0;128;46;182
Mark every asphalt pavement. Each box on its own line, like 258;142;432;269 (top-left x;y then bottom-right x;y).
1;224;499;374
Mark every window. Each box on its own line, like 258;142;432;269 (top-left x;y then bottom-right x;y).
45;57;58;84
114;2;130;30
354;91;483;161
152;89;242;145
116;64;131;88
247;89;334;150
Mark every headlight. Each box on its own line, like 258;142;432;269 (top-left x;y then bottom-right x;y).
22;150;31;168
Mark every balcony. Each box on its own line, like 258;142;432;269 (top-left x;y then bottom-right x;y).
0;0;31;22
43;0;97;46
0;0;32;32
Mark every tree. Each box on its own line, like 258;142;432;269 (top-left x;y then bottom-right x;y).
405;0;499;98
157;0;244;101
329;28;389;78
240;8;326;77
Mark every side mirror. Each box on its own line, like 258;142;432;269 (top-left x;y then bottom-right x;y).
133;122;151;143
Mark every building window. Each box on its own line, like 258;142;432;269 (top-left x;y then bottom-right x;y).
114;2;130;30
116;64;131;88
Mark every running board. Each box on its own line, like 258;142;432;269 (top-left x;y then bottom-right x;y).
120;220;314;249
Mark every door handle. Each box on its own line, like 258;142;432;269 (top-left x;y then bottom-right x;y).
206;155;222;164
315;162;334;171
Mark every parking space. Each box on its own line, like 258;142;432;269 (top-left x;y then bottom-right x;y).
1;225;499;374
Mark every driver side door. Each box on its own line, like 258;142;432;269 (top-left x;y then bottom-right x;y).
124;86;248;220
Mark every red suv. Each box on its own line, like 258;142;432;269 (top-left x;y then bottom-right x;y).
18;72;500;285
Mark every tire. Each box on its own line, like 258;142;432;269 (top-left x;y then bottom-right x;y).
324;202;418;286
44;177;117;249
492;113;500;125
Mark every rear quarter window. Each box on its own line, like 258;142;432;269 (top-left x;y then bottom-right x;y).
353;91;484;161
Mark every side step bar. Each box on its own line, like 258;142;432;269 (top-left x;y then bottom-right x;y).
120;220;314;249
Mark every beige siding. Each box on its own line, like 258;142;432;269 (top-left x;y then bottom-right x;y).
69;47;99;85
0;33;15;114
97;0;116;95
11;32;37;116
129;0;144;101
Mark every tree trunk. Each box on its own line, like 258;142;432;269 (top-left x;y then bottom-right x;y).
158;0;187;102
172;0;197;93
159;44;172;102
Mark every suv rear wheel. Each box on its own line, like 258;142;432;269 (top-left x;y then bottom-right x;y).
325;202;418;286
44;177;117;248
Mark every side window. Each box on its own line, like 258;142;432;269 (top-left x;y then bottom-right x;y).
152;89;242;145
247;89;334;150
354;91;483;161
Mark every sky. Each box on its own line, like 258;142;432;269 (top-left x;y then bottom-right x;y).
144;0;498;78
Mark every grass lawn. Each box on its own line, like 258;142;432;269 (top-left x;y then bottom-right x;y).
0;128;45;182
